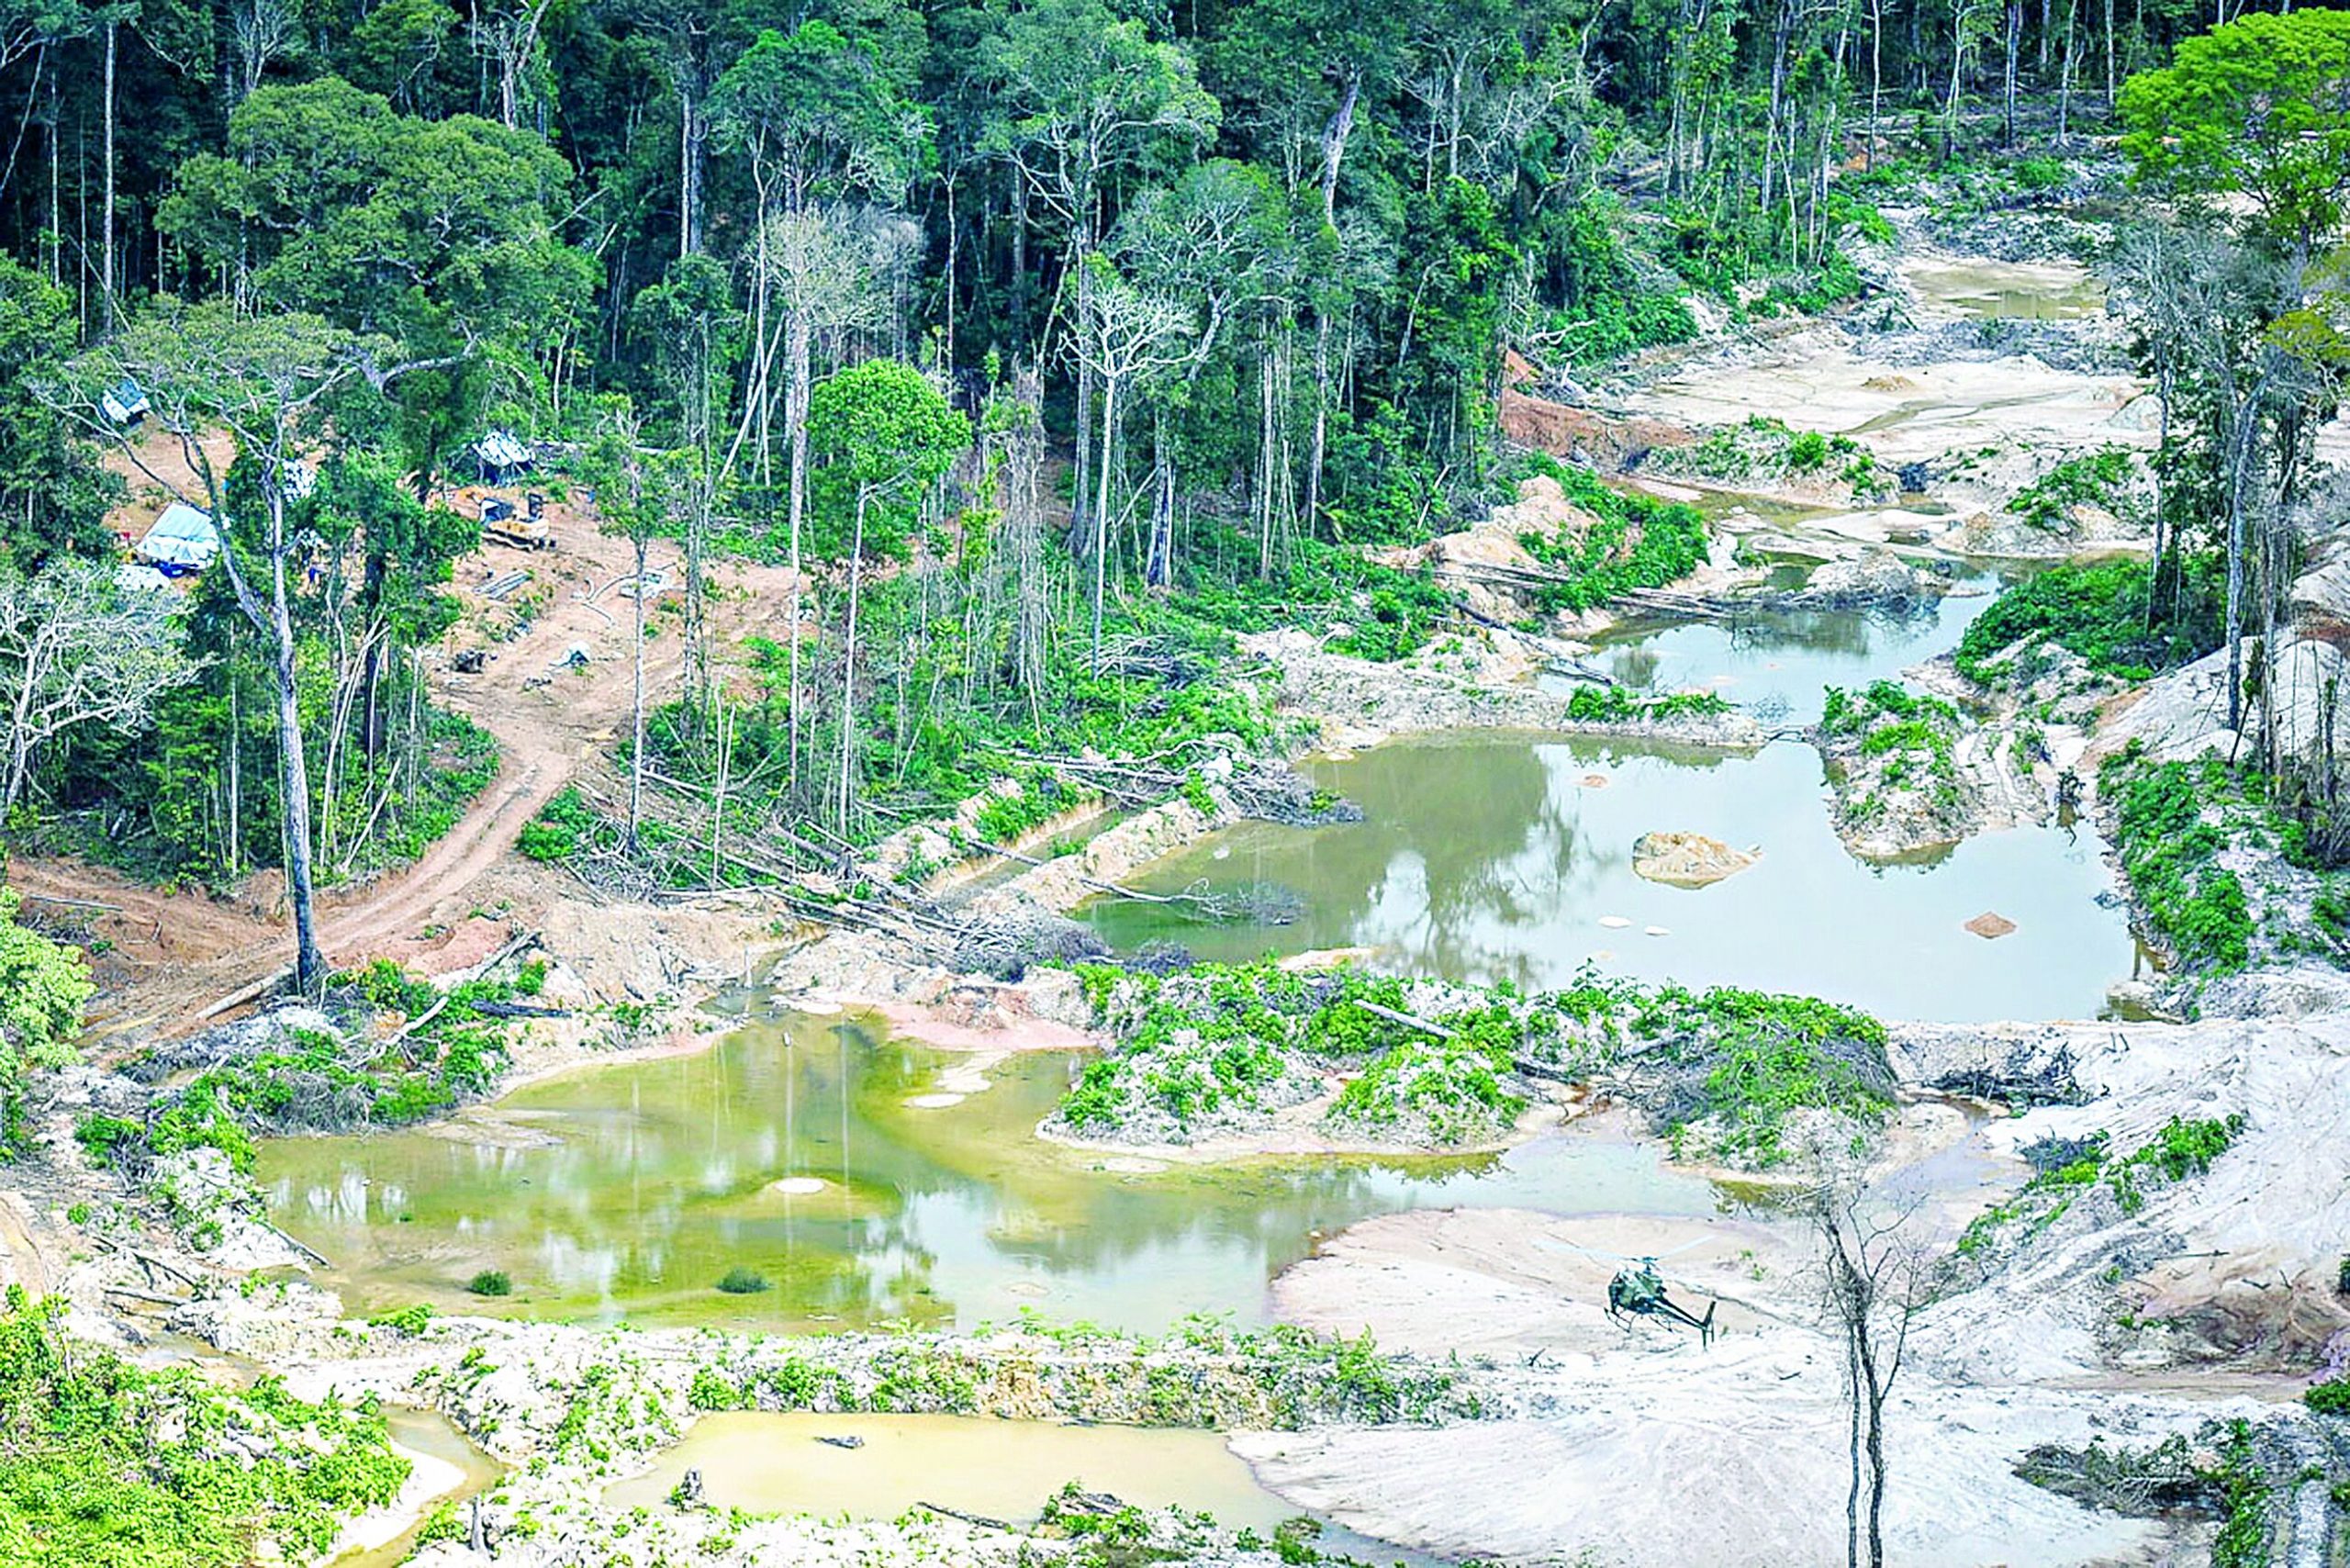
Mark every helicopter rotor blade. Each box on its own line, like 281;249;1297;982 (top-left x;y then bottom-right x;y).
1532;1236;1635;1264
1537;1232;1719;1267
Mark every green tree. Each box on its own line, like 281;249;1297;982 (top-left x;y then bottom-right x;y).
2121;10;2350;259
0;887;91;1137
806;359;968;832
160;77;597;495
0;261;115;568
710;18;927;216
978;0;1216;536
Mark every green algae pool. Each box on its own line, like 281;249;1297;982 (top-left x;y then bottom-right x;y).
260;1004;1726;1331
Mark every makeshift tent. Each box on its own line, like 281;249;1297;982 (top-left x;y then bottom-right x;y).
101;377;149;424
138;503;220;574
472;430;532;484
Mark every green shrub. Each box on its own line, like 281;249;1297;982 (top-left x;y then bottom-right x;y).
715;1267;771;1294
517;786;608;863
1515;462;1709;612
366;1303;435;1337
2101;749;2255;973
1564;685;1730;724
1957;558;2221;686
2007;448;2137;530
465;1270;512;1297
73;1113;143;1167
0;1288;409;1567
688;1366;748;1410
2307;1379;2350;1416
973;769;1072;845
1635;986;1893;1166
2207;1421;2273;1568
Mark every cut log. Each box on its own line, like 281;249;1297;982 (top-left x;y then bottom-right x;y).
1354;998;1454;1038
263;1220;330;1270
194;969;292;1024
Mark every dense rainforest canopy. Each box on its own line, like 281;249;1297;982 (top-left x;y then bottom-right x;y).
0;0;2338;1002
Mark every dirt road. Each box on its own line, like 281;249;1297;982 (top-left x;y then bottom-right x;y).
8;493;795;1036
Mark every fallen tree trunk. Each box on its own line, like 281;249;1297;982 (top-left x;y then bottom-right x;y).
1355;998;1455;1038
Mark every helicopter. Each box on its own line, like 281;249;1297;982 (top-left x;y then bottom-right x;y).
1538;1236;1721;1347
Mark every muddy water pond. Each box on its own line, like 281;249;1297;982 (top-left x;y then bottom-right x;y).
262;1008;1726;1331
1592;593;1981;726
607;1412;1444;1565
1088;592;2140;1021
1084;733;2132;1021
1902;258;2106;321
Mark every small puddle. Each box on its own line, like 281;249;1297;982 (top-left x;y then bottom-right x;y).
603;1410;1434;1562
1902;258;2105;321
333;1407;502;1568
259;1012;1729;1330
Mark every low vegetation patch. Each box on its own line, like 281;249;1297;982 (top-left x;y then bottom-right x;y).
1651;415;1889;499
0;1287;409;1567
1056;961;1561;1148
971;768;1086;846
1955;1114;2246;1262
2102;745;2350;987
2100;748;2256;975
1563;685;1732;726
74;958;534;1177
1626;984;1895;1166
1058;960;1894;1168
2005;447;2140;531
1955;557;2222;686
1816;679;1968;846
672;1314;1473;1432
1508;455;1712;613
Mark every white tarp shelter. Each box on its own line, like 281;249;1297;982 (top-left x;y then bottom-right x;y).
102;377;149;424
138;502;220;573
116;561;172;594
473;430;532;482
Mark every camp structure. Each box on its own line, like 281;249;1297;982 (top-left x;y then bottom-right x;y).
472;430;533;485
101;377;150;425
116;561;173;595
137;502;220;576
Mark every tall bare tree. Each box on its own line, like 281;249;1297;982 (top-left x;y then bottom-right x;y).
1807;1154;1926;1568
1071;256;1192;672
56;305;454;997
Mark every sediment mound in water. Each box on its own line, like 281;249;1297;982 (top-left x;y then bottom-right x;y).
1630;832;1759;887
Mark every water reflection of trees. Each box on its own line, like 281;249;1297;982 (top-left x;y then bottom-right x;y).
1337;740;1562;984
291;1006;1753;1331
